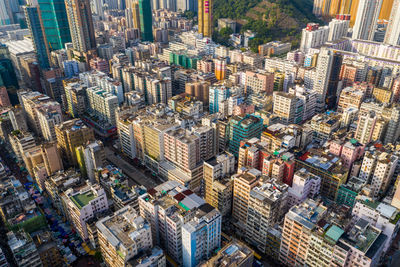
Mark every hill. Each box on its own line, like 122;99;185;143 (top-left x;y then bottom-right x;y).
213;0;322;52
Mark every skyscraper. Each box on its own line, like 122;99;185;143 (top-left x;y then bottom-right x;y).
313;48;333;112
384;0;400;46
352;0;382;40
138;0;153;42
24;6;51;69
198;0;212;37
0;0;13;25
38;0;71;50
126;0;141;29
65;0;96;52
0;44;18;105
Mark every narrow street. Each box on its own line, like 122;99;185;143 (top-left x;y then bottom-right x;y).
104;146;161;189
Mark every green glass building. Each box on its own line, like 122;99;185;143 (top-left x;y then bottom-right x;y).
228;114;264;156
139;0;153;42
0;44;19;105
38;0;71;50
169;52;199;69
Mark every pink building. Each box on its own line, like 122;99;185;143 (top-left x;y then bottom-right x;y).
197;59;213;73
90;57;109;73
392;77;400;103
244;70;274;95
233;104;255;116
329;139;364;168
0;86;11;107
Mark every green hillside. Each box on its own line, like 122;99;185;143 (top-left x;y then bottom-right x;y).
213;0;322;52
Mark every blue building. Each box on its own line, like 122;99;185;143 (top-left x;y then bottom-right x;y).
24;6;50;69
38;0;72;50
63;60;80;78
209;84;230;114
182;204;221;267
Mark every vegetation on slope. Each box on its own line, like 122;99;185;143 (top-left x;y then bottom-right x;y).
213;0;323;52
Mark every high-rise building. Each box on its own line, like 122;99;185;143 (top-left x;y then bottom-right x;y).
273;91;304;125
18;90;62;138
354;110;381;144
24;6;51;69
279;199;327;266
203;152;235;217
288;168;321;206
96;206;152;267
352;0;382;40
36;104;64;142
83;140;106;181
300;23;329;53
328;14;350;41
64;183;109;241
139;0;153;42
182;203;222;267
126;0;140;29
0;44;19;105
9;131;36;161
209;83;230;114
65;0;96;52
214;57;227;81
384;0;400;46
23;142;63;190
8;231;42;267
55;119;95;166
145;77;172;105
38;0;71;50
228;114;264;157
86;87;119;125
232;168;261;225
245;70;274;96
198;0;212;37
64;80;87;118
245;179;288;253
313;48;333;112
139;181;206;264
185;81;210;106
0;0;13;26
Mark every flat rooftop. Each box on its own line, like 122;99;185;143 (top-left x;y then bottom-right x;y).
70;191;95;209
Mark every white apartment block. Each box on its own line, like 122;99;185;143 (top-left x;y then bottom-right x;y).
352;0;382;41
80;71;124;103
87;86;119;125
96;206;152;267
288;168;321;207
300;24;329;52
139;181;205;264
353;196;400;252
64;183;109;241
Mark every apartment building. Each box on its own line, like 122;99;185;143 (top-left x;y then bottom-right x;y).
182;204;222;267
245;178;288;253
97;206;152;267
203;153;235;217
64;183;109;241
55;119;95;166
138;181;205;264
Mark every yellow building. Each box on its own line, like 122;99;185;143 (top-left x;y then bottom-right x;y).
55;119;94;166
232;169;261;226
373;87;392;103
198;0;212;37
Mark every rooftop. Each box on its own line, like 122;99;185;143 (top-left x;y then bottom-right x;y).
70;191;95;209
96;206;149;249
